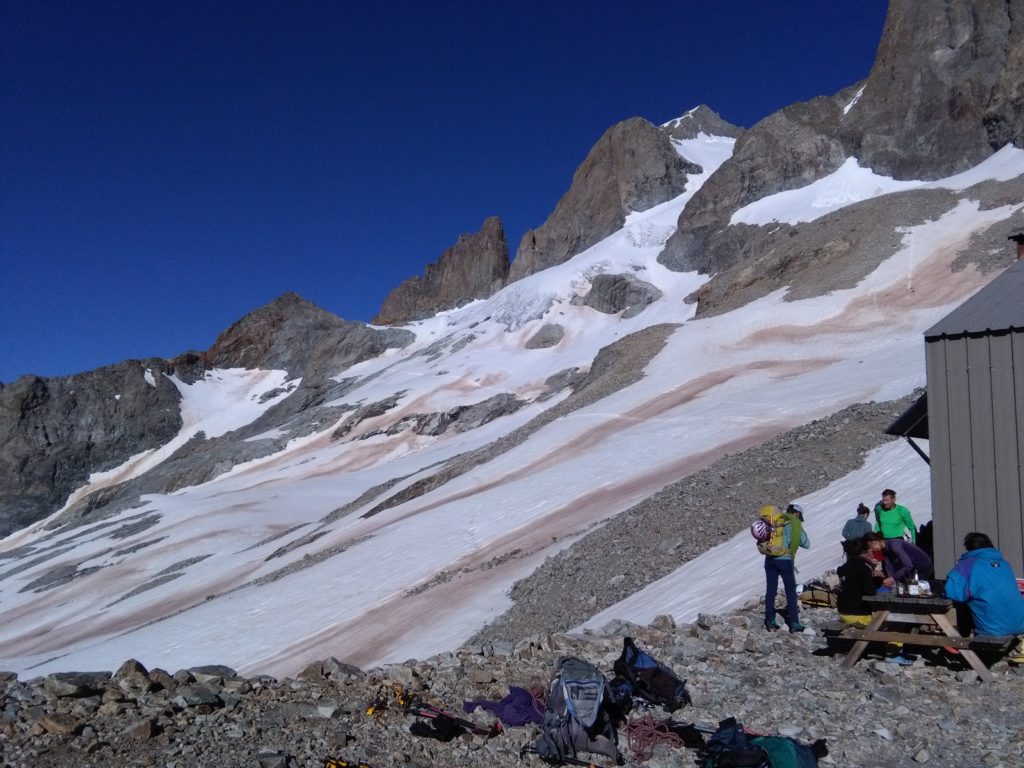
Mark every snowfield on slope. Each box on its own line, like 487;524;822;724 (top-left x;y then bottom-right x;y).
0;135;1020;678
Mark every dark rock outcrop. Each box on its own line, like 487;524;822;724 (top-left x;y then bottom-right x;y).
660;0;1023;277
0;361;190;538
658;94;852;274
373;217;510;325
0;294;414;537
525;324;566;349
843;0;1024;179
510;117;701;281
206;292;412;383
574;273;664;317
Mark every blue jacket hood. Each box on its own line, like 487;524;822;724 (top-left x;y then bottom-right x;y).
958;547;1004;564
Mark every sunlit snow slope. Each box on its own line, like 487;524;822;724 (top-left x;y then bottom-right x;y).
1;135;1021;678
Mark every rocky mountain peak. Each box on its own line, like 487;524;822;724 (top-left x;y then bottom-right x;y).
843;0;1023;179
662;104;742;140
658;0;1023;277
508;115;702;282
373;216;510;325
205;292;354;374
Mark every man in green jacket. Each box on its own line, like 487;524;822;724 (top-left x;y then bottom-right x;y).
874;488;916;542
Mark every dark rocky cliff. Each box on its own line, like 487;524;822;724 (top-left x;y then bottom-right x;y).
508;116;704;282
0;359;197;538
0;294;413;537
844;0;1024;179
373;217;509;325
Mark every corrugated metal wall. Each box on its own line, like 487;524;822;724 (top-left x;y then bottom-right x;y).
927;329;1024;577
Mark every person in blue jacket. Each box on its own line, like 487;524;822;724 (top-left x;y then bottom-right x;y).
944;532;1024;638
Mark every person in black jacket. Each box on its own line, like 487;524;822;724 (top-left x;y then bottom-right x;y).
836;537;879;626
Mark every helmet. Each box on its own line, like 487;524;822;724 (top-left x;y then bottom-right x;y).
750;519;772;541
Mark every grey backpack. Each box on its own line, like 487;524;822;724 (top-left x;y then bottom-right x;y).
532;656;622;764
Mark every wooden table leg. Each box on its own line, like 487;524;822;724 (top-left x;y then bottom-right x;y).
932;612;994;682
842;610;890;668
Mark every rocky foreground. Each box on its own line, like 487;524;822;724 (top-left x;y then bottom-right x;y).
3;603;1023;768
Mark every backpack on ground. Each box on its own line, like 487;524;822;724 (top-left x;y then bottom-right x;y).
755;506;791;557
701;717;827;768
749;735;827;768
612;636;691;712
529;656;623;765
798;579;838;609
701;718;768;768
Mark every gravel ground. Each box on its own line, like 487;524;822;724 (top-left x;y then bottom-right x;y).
5;607;1022;768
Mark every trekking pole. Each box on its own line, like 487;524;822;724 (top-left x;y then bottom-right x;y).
407;697;502;738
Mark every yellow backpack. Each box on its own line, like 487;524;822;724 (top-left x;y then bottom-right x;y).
755;505;790;557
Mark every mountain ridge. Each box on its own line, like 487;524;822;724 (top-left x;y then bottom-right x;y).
1;0;1023;694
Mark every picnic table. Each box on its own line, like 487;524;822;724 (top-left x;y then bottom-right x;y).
835;593;1015;682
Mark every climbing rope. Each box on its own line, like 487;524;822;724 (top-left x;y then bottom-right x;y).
623;713;688;761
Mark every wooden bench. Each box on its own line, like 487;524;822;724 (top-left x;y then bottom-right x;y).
833;626;1015;652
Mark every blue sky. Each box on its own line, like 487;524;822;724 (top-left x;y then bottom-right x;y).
0;1;889;383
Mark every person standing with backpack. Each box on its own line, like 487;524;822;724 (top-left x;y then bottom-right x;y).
759;503;810;633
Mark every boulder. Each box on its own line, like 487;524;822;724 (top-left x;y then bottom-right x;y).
575;273;663;316
44;672;111;699
525;323;566;349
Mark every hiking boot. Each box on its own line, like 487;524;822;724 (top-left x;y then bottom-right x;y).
788;622;806;633
764;619;780;631
884;654;913;666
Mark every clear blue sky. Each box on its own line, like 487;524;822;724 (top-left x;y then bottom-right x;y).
0;1;889;383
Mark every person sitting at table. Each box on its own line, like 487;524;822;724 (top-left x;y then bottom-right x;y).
883;538;934;584
842;503;873;540
864;532;890;587
945;532;1024;646
839;537;912;664
873;488;916;542
836;537;878;626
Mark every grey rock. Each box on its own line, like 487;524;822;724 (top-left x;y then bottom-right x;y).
186;664;237;684
44;672;112;699
660;2;1023;277
524;323;565;349
171;684;222;709
448;393;525;434
319;657;364;681
0;292;415;538
576;273;663;315
0;360;188;538
659;95;847;274
257;753;290;768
